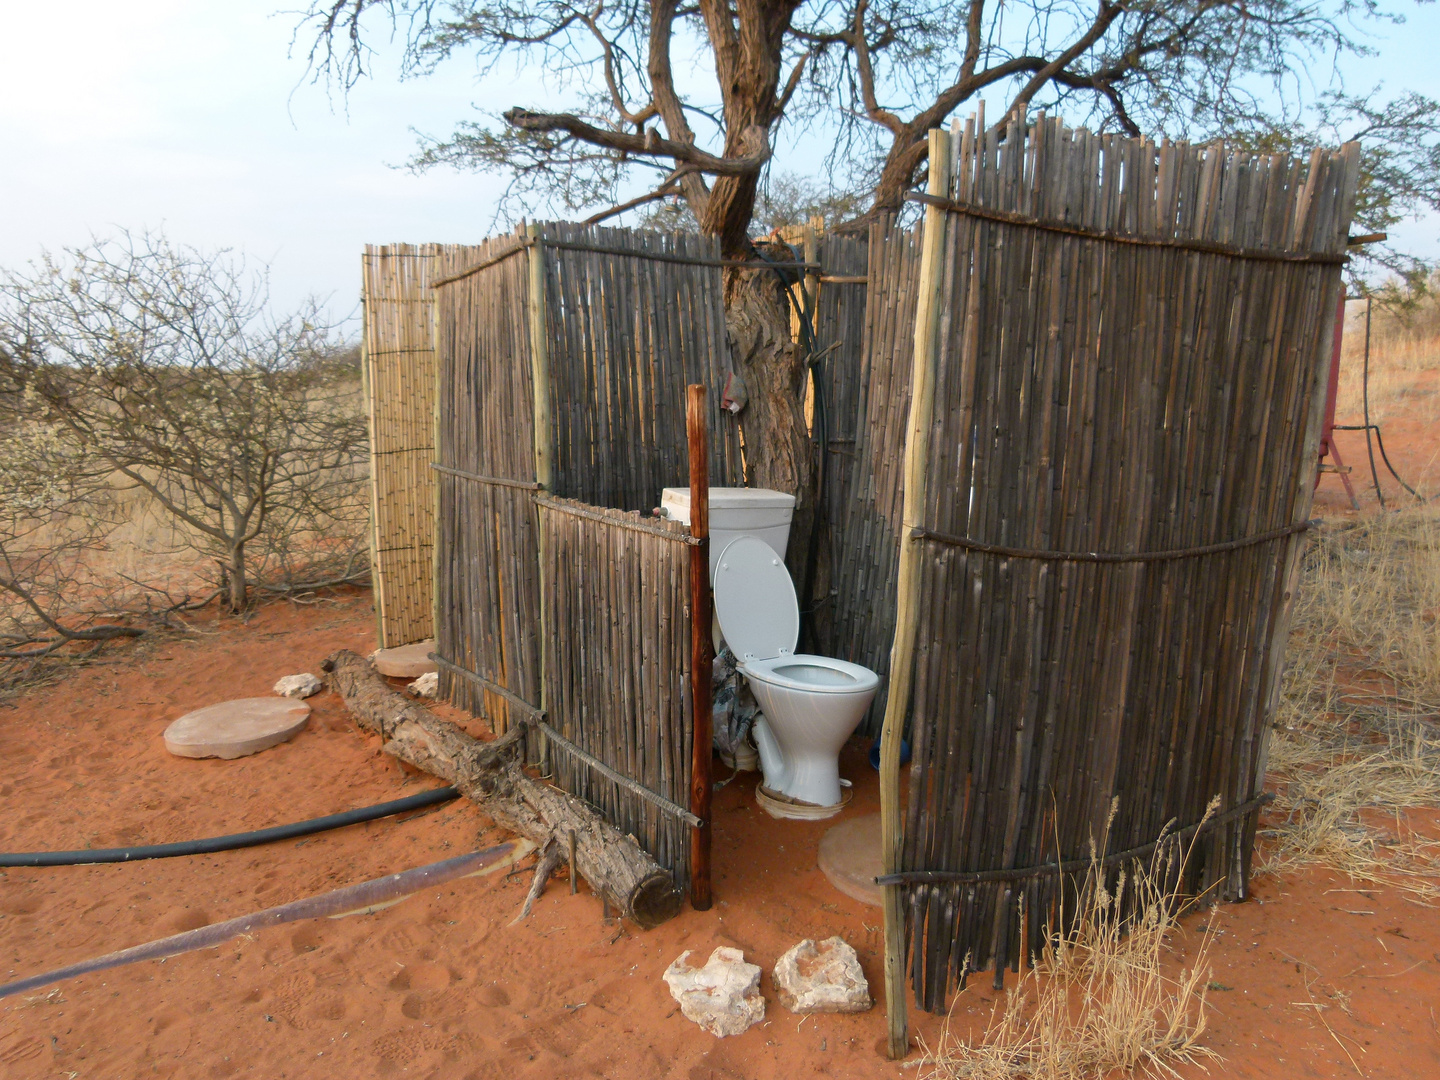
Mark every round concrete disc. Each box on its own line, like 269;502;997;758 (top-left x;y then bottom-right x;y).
374;639;438;679
164;698;311;760
818;812;884;907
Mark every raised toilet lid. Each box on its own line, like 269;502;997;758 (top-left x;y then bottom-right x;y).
712;535;798;661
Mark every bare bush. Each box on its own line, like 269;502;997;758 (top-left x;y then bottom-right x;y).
0;387;143;669
0;232;367;614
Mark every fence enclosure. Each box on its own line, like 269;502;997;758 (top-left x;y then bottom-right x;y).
364;125;1357;1029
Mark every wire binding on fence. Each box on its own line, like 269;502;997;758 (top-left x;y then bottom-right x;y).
533;719;704;829
905;191;1350;265
910;519;1317;563
534;493;701;545
428;653;545;720
875;792;1274;886
430;234;822;290
430;463;543;492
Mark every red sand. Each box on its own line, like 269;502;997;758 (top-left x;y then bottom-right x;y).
1;597;1437;1079
1;413;1437;1078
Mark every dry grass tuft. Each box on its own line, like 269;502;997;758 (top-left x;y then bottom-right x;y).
1264;506;1440;895
916;813;1219;1080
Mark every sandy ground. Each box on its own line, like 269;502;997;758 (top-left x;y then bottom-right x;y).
1;374;1437;1078
1;595;1438;1078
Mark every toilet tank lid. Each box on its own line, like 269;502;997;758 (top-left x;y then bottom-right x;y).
712;536;799;661
660;487;795;522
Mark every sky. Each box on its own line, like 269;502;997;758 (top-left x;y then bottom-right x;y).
2;1;1438;334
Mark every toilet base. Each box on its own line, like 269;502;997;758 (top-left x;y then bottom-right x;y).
755;782;853;821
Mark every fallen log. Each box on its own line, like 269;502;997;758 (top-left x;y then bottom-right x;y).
321;649;683;929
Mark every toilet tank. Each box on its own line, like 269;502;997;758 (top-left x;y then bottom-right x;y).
659;487;795;580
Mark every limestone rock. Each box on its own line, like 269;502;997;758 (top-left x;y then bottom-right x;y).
273;673;322;699
407;671;439;699
662;947;765;1037
772;937;871;1014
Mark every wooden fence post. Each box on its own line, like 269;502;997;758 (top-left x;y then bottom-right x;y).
686;383;714;909
879;127;953;1059
527;223;553;764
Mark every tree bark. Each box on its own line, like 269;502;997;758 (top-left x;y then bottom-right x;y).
224;542;247;614
321;649;684;929
724;256;816;589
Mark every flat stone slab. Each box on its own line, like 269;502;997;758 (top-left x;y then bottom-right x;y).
164;698;311;760
373;640;438;679
817;812;884;907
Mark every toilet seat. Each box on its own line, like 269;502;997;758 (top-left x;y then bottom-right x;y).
712;536;799;661
743;655;880;695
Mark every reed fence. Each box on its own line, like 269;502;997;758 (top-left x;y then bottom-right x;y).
361;243;485;648
806;232;872;658
875;116;1359;1026
823;221;922;733
431;233;541;732
538;496;699;886
429;224;741;889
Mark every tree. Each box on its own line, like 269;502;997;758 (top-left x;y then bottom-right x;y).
0;233;368;614
295;0;1440;567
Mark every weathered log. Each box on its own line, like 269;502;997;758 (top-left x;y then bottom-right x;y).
322;649;683;929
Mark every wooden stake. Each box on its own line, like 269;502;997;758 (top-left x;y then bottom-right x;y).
528;222;553;766
880;127;953;1059
686;383;714;910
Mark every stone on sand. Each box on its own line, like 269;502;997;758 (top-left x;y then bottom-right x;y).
273;673;322;699
662;947;765;1037
373;640;438;679
163;698;310;760
772;937;871;1014
407;671;439;698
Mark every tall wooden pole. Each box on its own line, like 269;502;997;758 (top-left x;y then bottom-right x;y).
527;223;553;763
879;127;953;1060
686;383;714;910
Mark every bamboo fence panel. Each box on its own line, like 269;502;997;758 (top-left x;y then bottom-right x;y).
887;118;1358;1012
537;223;743;509
825;218;923;735
362;243;485;647
431;233;542;733
807;232;872;656
429;223;733;875
538;496;696;887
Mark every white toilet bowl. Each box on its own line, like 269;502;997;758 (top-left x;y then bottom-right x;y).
712;537;880;808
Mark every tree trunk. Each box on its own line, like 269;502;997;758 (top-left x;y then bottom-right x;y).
724;256;817;594
223;542;247;614
321;649;684;929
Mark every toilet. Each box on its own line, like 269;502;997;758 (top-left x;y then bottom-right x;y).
659;488;880;813
711;536;879;811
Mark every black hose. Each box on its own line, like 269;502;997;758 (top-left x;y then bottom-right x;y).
0;785;461;867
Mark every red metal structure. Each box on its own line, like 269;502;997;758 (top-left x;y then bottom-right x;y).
1316;293;1360;509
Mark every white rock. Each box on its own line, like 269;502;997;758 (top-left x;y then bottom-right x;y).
662;947;765;1037
772;937;872;1014
273;673;323;699
408;671;439;699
